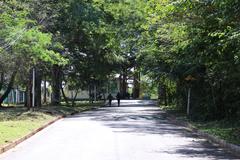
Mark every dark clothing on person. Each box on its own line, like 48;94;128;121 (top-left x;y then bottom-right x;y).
116;92;121;107
107;94;113;107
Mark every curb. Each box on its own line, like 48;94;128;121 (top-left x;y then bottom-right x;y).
0;106;102;155
164;112;240;157
0;116;63;154
68;106;100;116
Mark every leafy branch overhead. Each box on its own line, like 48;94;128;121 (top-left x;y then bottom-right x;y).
0;0;239;121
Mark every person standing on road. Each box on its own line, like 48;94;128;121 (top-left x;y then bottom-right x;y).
116;92;121;107
107;93;113;107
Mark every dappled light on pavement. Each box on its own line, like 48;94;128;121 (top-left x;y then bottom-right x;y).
0;100;238;160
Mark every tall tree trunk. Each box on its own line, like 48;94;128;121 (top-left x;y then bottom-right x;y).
167;80;172;104
0;72;4;91
157;83;161;101
122;72;127;97
163;85;168;106
0;71;17;106
103;92;106;103
24;87;28;107
120;68;127;98
71;89;79;107
133;70;140;99
26;69;33;109
89;85;92;103
35;68;42;107
51;65;61;105
176;80;184;110
61;85;69;106
119;74;122;93
217;80;225;119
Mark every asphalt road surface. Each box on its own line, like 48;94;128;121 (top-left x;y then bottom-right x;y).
0;100;239;160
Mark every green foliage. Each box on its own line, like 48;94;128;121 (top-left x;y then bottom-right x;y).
136;0;240;120
0;1;66;66
1;0;239;121
0;1;67;105
194;119;240;145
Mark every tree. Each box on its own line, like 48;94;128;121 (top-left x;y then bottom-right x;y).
0;1;66;107
136;0;240;120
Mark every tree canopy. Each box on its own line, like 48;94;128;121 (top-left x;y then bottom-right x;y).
0;0;239;120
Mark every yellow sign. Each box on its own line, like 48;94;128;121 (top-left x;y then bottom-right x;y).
185;75;196;81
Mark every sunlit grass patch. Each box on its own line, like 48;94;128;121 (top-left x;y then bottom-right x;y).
0;102;103;147
0;111;56;146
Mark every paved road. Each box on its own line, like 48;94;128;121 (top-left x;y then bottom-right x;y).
0;100;239;160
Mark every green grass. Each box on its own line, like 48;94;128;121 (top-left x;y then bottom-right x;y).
159;104;187;119
0;109;56;146
61;101;105;107
0;102;104;147
159;105;240;145
192;120;240;145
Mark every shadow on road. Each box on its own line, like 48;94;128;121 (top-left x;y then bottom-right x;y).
66;101;239;160
106;100;158;107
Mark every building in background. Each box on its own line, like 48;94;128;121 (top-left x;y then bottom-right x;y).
2;89;25;105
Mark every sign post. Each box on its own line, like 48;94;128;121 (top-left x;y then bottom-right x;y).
185;75;196;117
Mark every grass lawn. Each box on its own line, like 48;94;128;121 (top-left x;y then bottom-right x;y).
193;120;240;145
0;110;56;146
0;101;104;147
160;105;240;146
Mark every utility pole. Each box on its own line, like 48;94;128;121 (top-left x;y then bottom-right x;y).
32;68;35;108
